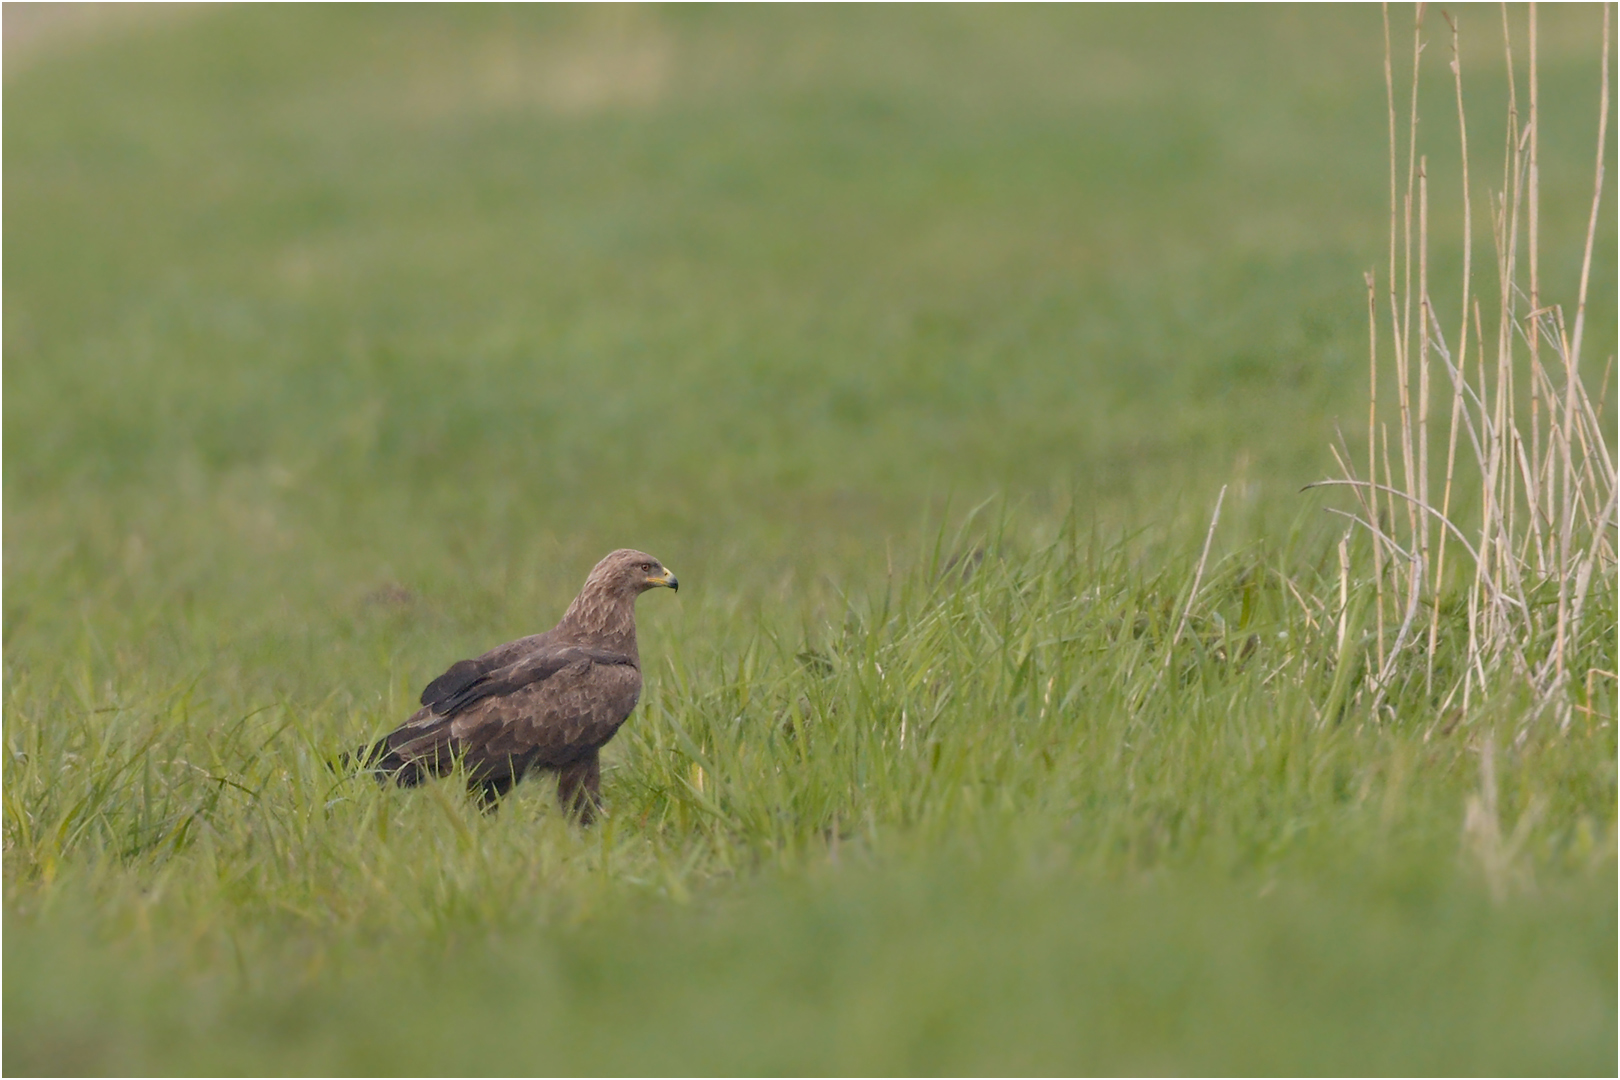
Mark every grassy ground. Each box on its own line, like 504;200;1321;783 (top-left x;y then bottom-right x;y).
4;6;1615;1074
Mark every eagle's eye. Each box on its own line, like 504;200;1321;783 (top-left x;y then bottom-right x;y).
640;562;652;572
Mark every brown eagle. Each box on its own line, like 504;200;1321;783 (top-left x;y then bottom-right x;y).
354;549;677;820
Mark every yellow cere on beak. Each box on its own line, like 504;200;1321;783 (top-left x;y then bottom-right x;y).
650;568;679;592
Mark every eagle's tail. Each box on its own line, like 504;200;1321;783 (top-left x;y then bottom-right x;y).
333;738;429;787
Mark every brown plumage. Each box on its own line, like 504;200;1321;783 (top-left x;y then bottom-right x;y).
354;549;677;820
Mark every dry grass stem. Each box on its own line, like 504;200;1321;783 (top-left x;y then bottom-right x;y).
1320;2;1615;728
1169;484;1228;661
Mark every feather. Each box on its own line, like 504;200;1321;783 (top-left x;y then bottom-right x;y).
349;549;677;821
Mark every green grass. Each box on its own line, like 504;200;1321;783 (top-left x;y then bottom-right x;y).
5;6;1615;1075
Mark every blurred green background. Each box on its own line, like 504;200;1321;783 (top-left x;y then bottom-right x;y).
5;5;1612;631
4;4;1615;1074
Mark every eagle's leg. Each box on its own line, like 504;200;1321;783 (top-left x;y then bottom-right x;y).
556;751;602;824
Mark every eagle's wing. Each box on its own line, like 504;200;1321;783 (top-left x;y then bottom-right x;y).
425;644;632;718
417;633;550;711
450;659;642;774
386;645;640;778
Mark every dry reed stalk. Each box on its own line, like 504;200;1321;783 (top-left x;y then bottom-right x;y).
1570;4;1612;373
1330;435;1381;529
1528;5;1543;521
1557;2;1613;728
1418;157;1434;694
1319;2;1615;729
1276;567;1323;633
1169;484;1227;662
1381;3;1399;669
1380;422;1399;563
1396;5;1424;561
1430;14;1472;700
1365;271;1388;671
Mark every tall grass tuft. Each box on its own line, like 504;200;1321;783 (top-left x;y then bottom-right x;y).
1313;3;1616;732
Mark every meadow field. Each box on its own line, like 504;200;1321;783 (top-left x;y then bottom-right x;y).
4;5;1616;1074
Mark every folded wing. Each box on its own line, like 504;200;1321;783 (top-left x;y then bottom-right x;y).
374;638;641;784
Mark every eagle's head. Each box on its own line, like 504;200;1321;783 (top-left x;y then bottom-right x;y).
588;548;679;596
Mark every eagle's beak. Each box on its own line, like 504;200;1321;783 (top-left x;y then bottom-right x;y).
652;568;679;592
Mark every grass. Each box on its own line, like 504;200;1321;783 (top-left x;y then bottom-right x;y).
4;6;1615;1075
1320;3;1618;732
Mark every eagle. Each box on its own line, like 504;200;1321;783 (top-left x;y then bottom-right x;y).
353;549;677;820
